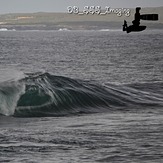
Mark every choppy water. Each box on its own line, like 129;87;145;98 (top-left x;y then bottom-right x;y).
0;29;163;162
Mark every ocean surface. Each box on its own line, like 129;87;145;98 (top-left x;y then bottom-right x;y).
0;29;163;162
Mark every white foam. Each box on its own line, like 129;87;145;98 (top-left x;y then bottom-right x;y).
0;28;8;31
0;69;26;116
58;28;69;31
0;28;16;31
0;82;25;116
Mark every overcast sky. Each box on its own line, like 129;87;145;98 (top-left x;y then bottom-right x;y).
0;0;163;14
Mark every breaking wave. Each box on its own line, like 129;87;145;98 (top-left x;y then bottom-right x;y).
0;28;16;31
0;71;163;117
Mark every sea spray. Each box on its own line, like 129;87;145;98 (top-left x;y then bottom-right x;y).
0;69;26;116
0;80;25;116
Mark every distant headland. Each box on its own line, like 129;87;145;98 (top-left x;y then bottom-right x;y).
0;6;162;30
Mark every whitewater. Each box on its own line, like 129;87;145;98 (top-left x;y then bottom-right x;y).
0;29;163;162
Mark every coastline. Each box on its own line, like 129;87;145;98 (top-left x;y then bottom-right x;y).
0;7;162;30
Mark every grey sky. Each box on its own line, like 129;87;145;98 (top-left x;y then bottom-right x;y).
0;0;163;14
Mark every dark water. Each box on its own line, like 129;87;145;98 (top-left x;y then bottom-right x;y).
0;29;163;162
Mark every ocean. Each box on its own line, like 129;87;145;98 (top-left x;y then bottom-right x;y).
0;29;163;162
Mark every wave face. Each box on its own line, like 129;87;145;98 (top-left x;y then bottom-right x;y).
15;72;126;117
0;72;163;117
